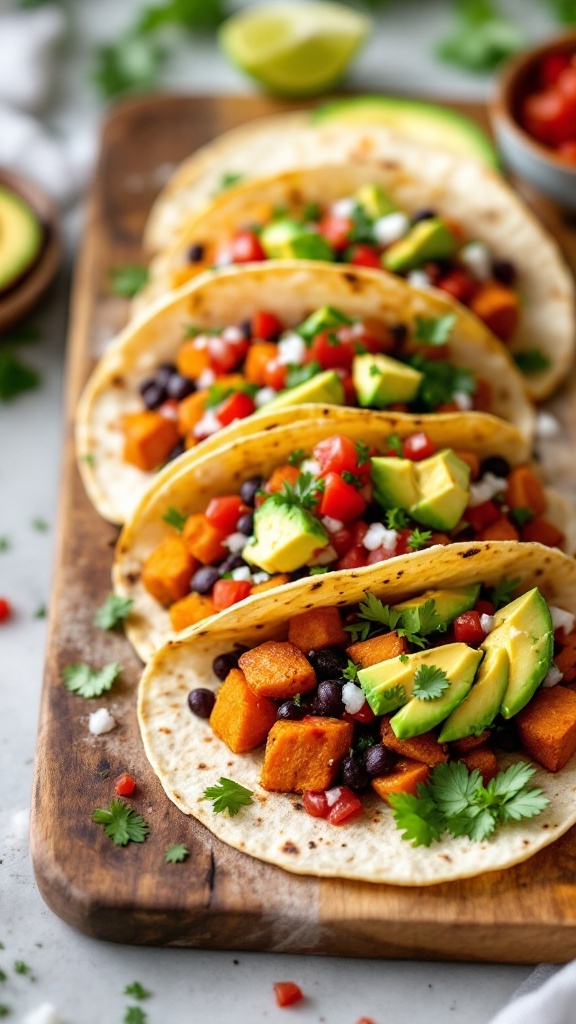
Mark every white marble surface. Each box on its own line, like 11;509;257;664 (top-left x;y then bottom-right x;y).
1;1;566;1020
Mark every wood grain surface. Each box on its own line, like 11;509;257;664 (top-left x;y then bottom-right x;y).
30;93;576;960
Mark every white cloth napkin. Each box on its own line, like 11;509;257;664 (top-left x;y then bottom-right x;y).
488;962;576;1023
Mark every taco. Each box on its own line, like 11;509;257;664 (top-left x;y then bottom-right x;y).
77;262;534;525
138;540;576;886
137;163;574;401
114;407;575;662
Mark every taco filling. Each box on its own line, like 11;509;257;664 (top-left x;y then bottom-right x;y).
122;304;494;473
141;431;564;632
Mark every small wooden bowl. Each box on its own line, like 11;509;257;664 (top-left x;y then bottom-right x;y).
0;169;62;332
490;31;576;210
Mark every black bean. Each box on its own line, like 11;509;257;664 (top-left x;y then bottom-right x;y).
167;439;185;462
492;259;516;286
141;382;167;409
412;208;436;223
188;688;216;718
276;700;306;722
236;512;254;536
212;651;241;681
389;323;408;346
312;680;344;718
166;373;196;400
480;455;510;478
187;243;205;263
308;647;348;681
219;553;246;574
340;755;369;792
192;566;220;595
240;476;264;507
156;363;178;388
239;319;252;339
364;744;397;777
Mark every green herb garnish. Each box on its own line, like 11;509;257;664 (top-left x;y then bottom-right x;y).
489;576;520;611
342;659;359;682
124;1006;147;1024
412;664;450;701
509;507;535;528
31;518;48;532
124;982;151;1001
355;440;370;466
407;528;433;551
285;361;321;389
204;777;253;816
93;799;149;846
279;472;324;510
0;351;41;402
413;313;456;347
164;843;190;864
108;265;149;298
162;506;187;532
513;349;552;375
410;356;476;411
62;661;121;699
384;433;403;456
287;449;306;467
436;0;524;73
385;508;410;530
213;171;245;196
94;594;134;630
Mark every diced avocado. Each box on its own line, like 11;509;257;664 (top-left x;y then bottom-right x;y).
383;218;457;273
297;306;352;342
481;588;553;719
438;646;509;743
358;643;477;717
371;449;470;531
390;646;482;740
255;369;345;414
352;353;423;408
310;97;500;170
260;218;334;261
0;186;43;292
354;182;397;219
393;585;481;630
243;493;329;574
371;457;419;511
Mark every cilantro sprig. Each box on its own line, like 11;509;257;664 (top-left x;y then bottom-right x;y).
407;528;432;551
489;576;520;611
108;265;149;298
165;843;190;863
162;506;187;532
413;313;456;347
62;661;121;699
344;592;444;648
410;355;476;411
279;471;324;510
0;350;41;402
513;348;552;375
124;982;151;1001
94;594;134;630
385;507;410;530
204;777;253;816
412;664;449;701
92;800;149;846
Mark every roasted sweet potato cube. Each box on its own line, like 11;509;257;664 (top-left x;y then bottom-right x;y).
470;281;520;340
453;449;480;481
169;592;216;631
123;411;180;471
176;340;209;379
555;645;576;683
239;640;316;698
260;716;353;792
183;513;227;565
142;536;194;606
450;731;490;756
380;716;448;767
288;607;347;653
250;573;290;596
459;745;499;784
210;668;277;754
516;685;576;772
346;630;407;669
177;390;208;435
371;759;430;804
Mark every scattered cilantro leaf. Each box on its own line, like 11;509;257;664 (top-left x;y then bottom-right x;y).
204;777;253;816
355;440;370;466
369;363;383;378
413;313;456;347
382;682;406;705
94;34;166;99
0;1006;9;1018
342;659;359;682
398;599;444;648
302;201;322;222
31;518;48;532
348;202;375;244
309;566;328;575
412;663;450;700
108;264;149;298
124;982;151;1001
212;171;245;196
0;351;41;402
410;355;475;411
13;961;31;976
388;789;445;847
489;576;520;611
341;470;363;488
94;594;134;630
205;380;257;408
35;605;47;619
407;528;432;551
513;348;551;375
509;507;534;528
399;653;409;663
546;0;576;25
358;592;402;630
293;693;302;707
124;1007;147;1024
353;734;376;755
385;507;409;530
93;799;149;846
0;970;5;982
429;761;484;817
279;472;324;510
139;0;227;33
287;449;305;467
62;661;121;699
285;361;321;390
81;453;96;466
165;843;190;864
0;538;9;552
162;506;187;532
437;0;524;72
384;433;403;456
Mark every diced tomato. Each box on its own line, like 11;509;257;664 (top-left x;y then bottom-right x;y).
475;599;495;618
558;65;576;103
313;435;367;480
230;229;266;264
350;702;376;724
262;360;287;391
402;432;436;461
330;526;354;558
318;212;352;251
114;773;136;797
205;495;245;534
158;397;179;420
0;598;11;623
394;528;413;556
351;520;369;547
310;330;355;372
453;611;486;646
212;579;252;611
522;89;576;146
437;270;476;304
465;500;501;533
274;982;304;1008
207;334;247;374
366;544;396;564
327;786;363;825
541;53;571;88
216;391;255;426
558;140;576;162
342;373;358;406
348;243;382;269
303;790;328;818
251;310;283;341
336;545;369;571
319;472;367;523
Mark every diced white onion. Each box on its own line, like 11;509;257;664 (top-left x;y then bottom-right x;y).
300;458;321;476
251;571;270;585
325;786;342;807
459;241;492;281
407;270;431;290
550;606;576;634
542;663;564;688
255;386;277;408
196;368;216;388
232;566;252;582
192;334;209;350
363;523;398;552
311;543;337;566
224;532;246;553
222;325;244;344
480;613;494;633
454;391;473;411
193;408;221;437
321;516;344;534
88;708;117;736
331;197;355;218
536;411;560;439
468;473;508;507
277;332;307;366
214;248;233;267
342;681;366;715
373;212;410;246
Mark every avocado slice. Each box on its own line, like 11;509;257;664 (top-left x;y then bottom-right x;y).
352;353;423;408
0;186;43;292
358;643;478;717
260;218;334;261
438;646;509;743
383;218;457;273
393;585;481;630
242;493;329;574
371;449;470;532
390;646;482;740
296;306;352;342
481;588;553;719
310;96;500;170
255;369;345;414
354;182;397;219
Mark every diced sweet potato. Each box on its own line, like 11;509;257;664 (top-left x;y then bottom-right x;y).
177;390;208;435
516;685;576;772
476;515;520;542
371;759;430;804
459;745;499;783
506;465;547;517
453;449;480;481
346;630;407;669
169;591;216;631
521;518;565;549
470;281;520;341
182;513;227;565
123;411;180;471
142;536;195;606
288;607;347;653
245;342;278;386
266;464;300;494
239;640;316;698
250;573;291;596
176;340;209;379
450;730;490;756
555;645;576;684
260;716;353;792
473;378;492;413
380;716;448;767
210;668;277;754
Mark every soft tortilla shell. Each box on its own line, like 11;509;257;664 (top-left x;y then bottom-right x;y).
138;541;576;886
76;262;535;525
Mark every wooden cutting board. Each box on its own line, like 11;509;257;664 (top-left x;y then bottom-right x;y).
30;93;576;961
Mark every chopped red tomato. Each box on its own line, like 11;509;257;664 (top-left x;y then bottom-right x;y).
336;545;369;571
207;334;247;374
310;330;354;371
558;65;576;102
319;472;367;523
216;391;255;426
454;611;486;646
366;544;396;564
349;702;376;724
475;599;495;618
114;773;136;796
212;579;252;611
314;435;364;479
327;786;362;825
0;598;11;623
251;310;283;341
394;528;414;556
350;520;369;546
318;212;352;251
558;139;576;162
262;360;287;391
303;790;328;818
274;982;304;1008
348;243;382;269
402;432;436;461
330;526;354;557
437;270;476;305
205;495;245;534
230;230;266;263
466;500;501;533
541;53;571;88
522;89;576;146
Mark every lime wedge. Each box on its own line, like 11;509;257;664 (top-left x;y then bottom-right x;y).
219;2;370;97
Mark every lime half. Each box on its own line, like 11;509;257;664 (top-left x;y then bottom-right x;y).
219;2;370;97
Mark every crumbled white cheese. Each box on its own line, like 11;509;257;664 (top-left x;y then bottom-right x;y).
453;391;473;411
325;786;342;807
277;332;306;366
312;543;337;566
193;408;221;438
536;411;560;439
543;663;564;688
342;681;366;715
459;241;492;281
232;566;252;582
23;1005;63;1024
550;606;576;634
373;212;410;246
224;532;246;553
407;270;431;290
251;571;270;585
254;386;276;408
480;613;494;633
88;708;117;736
192;334;209;350
222;325;245;344
196;368;216;388
213;248;233;267
468;472;508;507
331;197;355;218
300;458;321;476
321;516;344;534
363;523;398;552
509;626;528;639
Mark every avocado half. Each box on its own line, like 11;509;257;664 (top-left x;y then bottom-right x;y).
311;96;500;171
0;186;43;292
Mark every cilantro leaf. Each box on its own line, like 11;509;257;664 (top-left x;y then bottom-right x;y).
447;805;498;841
381;683;406;705
489;576;520;610
509;507;534;528
205;380;257;408
412;663;450;701
0;538;9;551
162;506;187;532
287;449;305;467
0;1004;8;1018
413;313;456;347
388;789;445;847
410;355;476;411
429;761;483;817
165;843;190;863
14;961;31;976
94;594;134;630
31;518;48;532
92;799;149;846
341;470;363;488
124;1007;147;1024
513;348;551;375
355;440;370;466
485;761;537;802
342;659;359;682
353;734;376;755
212;171;245;196
124;982;151;1001
384;433;403;456
62;661;121;699
286;361;321;390
437;0;524;72
347;201;375;244
0;351;41;402
407;528;432;551
81;453;96;466
357;592;402;630
547;0;576;25
139;0;227;34
279;471;324;510
385;507;410;530
309;566;328;575
35;604;47;619
498;786;550;822
108;264;149;297
398;599;444;647
204;777;253;816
